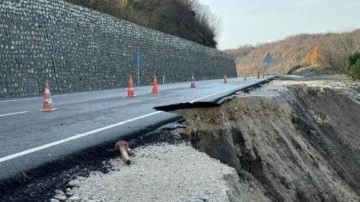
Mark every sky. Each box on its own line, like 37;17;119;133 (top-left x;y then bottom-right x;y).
198;0;360;50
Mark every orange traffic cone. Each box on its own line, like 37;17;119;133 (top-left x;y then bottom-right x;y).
40;82;56;112
190;75;196;88
152;73;159;94
224;75;227;84
127;74;135;97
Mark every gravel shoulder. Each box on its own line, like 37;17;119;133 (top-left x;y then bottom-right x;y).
53;142;256;202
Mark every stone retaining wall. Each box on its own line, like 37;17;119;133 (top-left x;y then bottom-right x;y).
0;0;236;97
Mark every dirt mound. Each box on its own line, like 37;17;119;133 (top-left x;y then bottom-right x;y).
176;81;360;201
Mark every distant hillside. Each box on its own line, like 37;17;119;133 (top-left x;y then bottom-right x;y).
65;0;219;48
227;29;360;76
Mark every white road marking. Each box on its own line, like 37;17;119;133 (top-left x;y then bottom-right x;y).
0;111;29;117
0;84;245;162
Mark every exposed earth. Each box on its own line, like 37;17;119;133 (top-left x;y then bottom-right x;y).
3;72;360;202
177;74;360;202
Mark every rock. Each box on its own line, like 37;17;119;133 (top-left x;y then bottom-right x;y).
68;179;81;187
79;197;89;202
68;195;81;202
172;132;181;139
53;194;67;201
54;189;65;196
82;200;97;202
159;122;184;130
77;176;85;181
66;188;73;197
186;198;208;202
171;126;192;138
182;126;192;137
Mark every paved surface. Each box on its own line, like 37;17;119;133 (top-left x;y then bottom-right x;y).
0;76;272;180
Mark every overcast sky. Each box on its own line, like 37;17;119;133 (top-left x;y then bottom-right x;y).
198;0;360;50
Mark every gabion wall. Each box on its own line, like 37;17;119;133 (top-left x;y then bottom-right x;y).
0;0;236;97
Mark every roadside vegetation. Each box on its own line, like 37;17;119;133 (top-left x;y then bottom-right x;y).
228;28;360;79
347;52;360;79
65;0;219;48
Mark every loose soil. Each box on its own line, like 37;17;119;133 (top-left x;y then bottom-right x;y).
176;75;360;201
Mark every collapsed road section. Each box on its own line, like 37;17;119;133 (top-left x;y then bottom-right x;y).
52;75;359;202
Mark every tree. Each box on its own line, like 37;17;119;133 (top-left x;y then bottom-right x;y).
64;0;219;48
308;41;322;67
318;30;360;71
346;52;360;79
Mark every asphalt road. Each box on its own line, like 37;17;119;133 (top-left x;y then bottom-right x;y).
0;76;271;180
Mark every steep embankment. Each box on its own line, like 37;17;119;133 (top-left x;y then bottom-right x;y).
176;77;360;201
45;77;360;202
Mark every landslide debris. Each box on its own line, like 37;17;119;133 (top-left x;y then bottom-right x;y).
175;77;360;202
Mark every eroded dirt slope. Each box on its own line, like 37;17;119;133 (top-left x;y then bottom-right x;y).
176;78;360;202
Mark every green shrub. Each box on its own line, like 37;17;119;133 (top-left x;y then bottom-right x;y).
346;52;360;79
